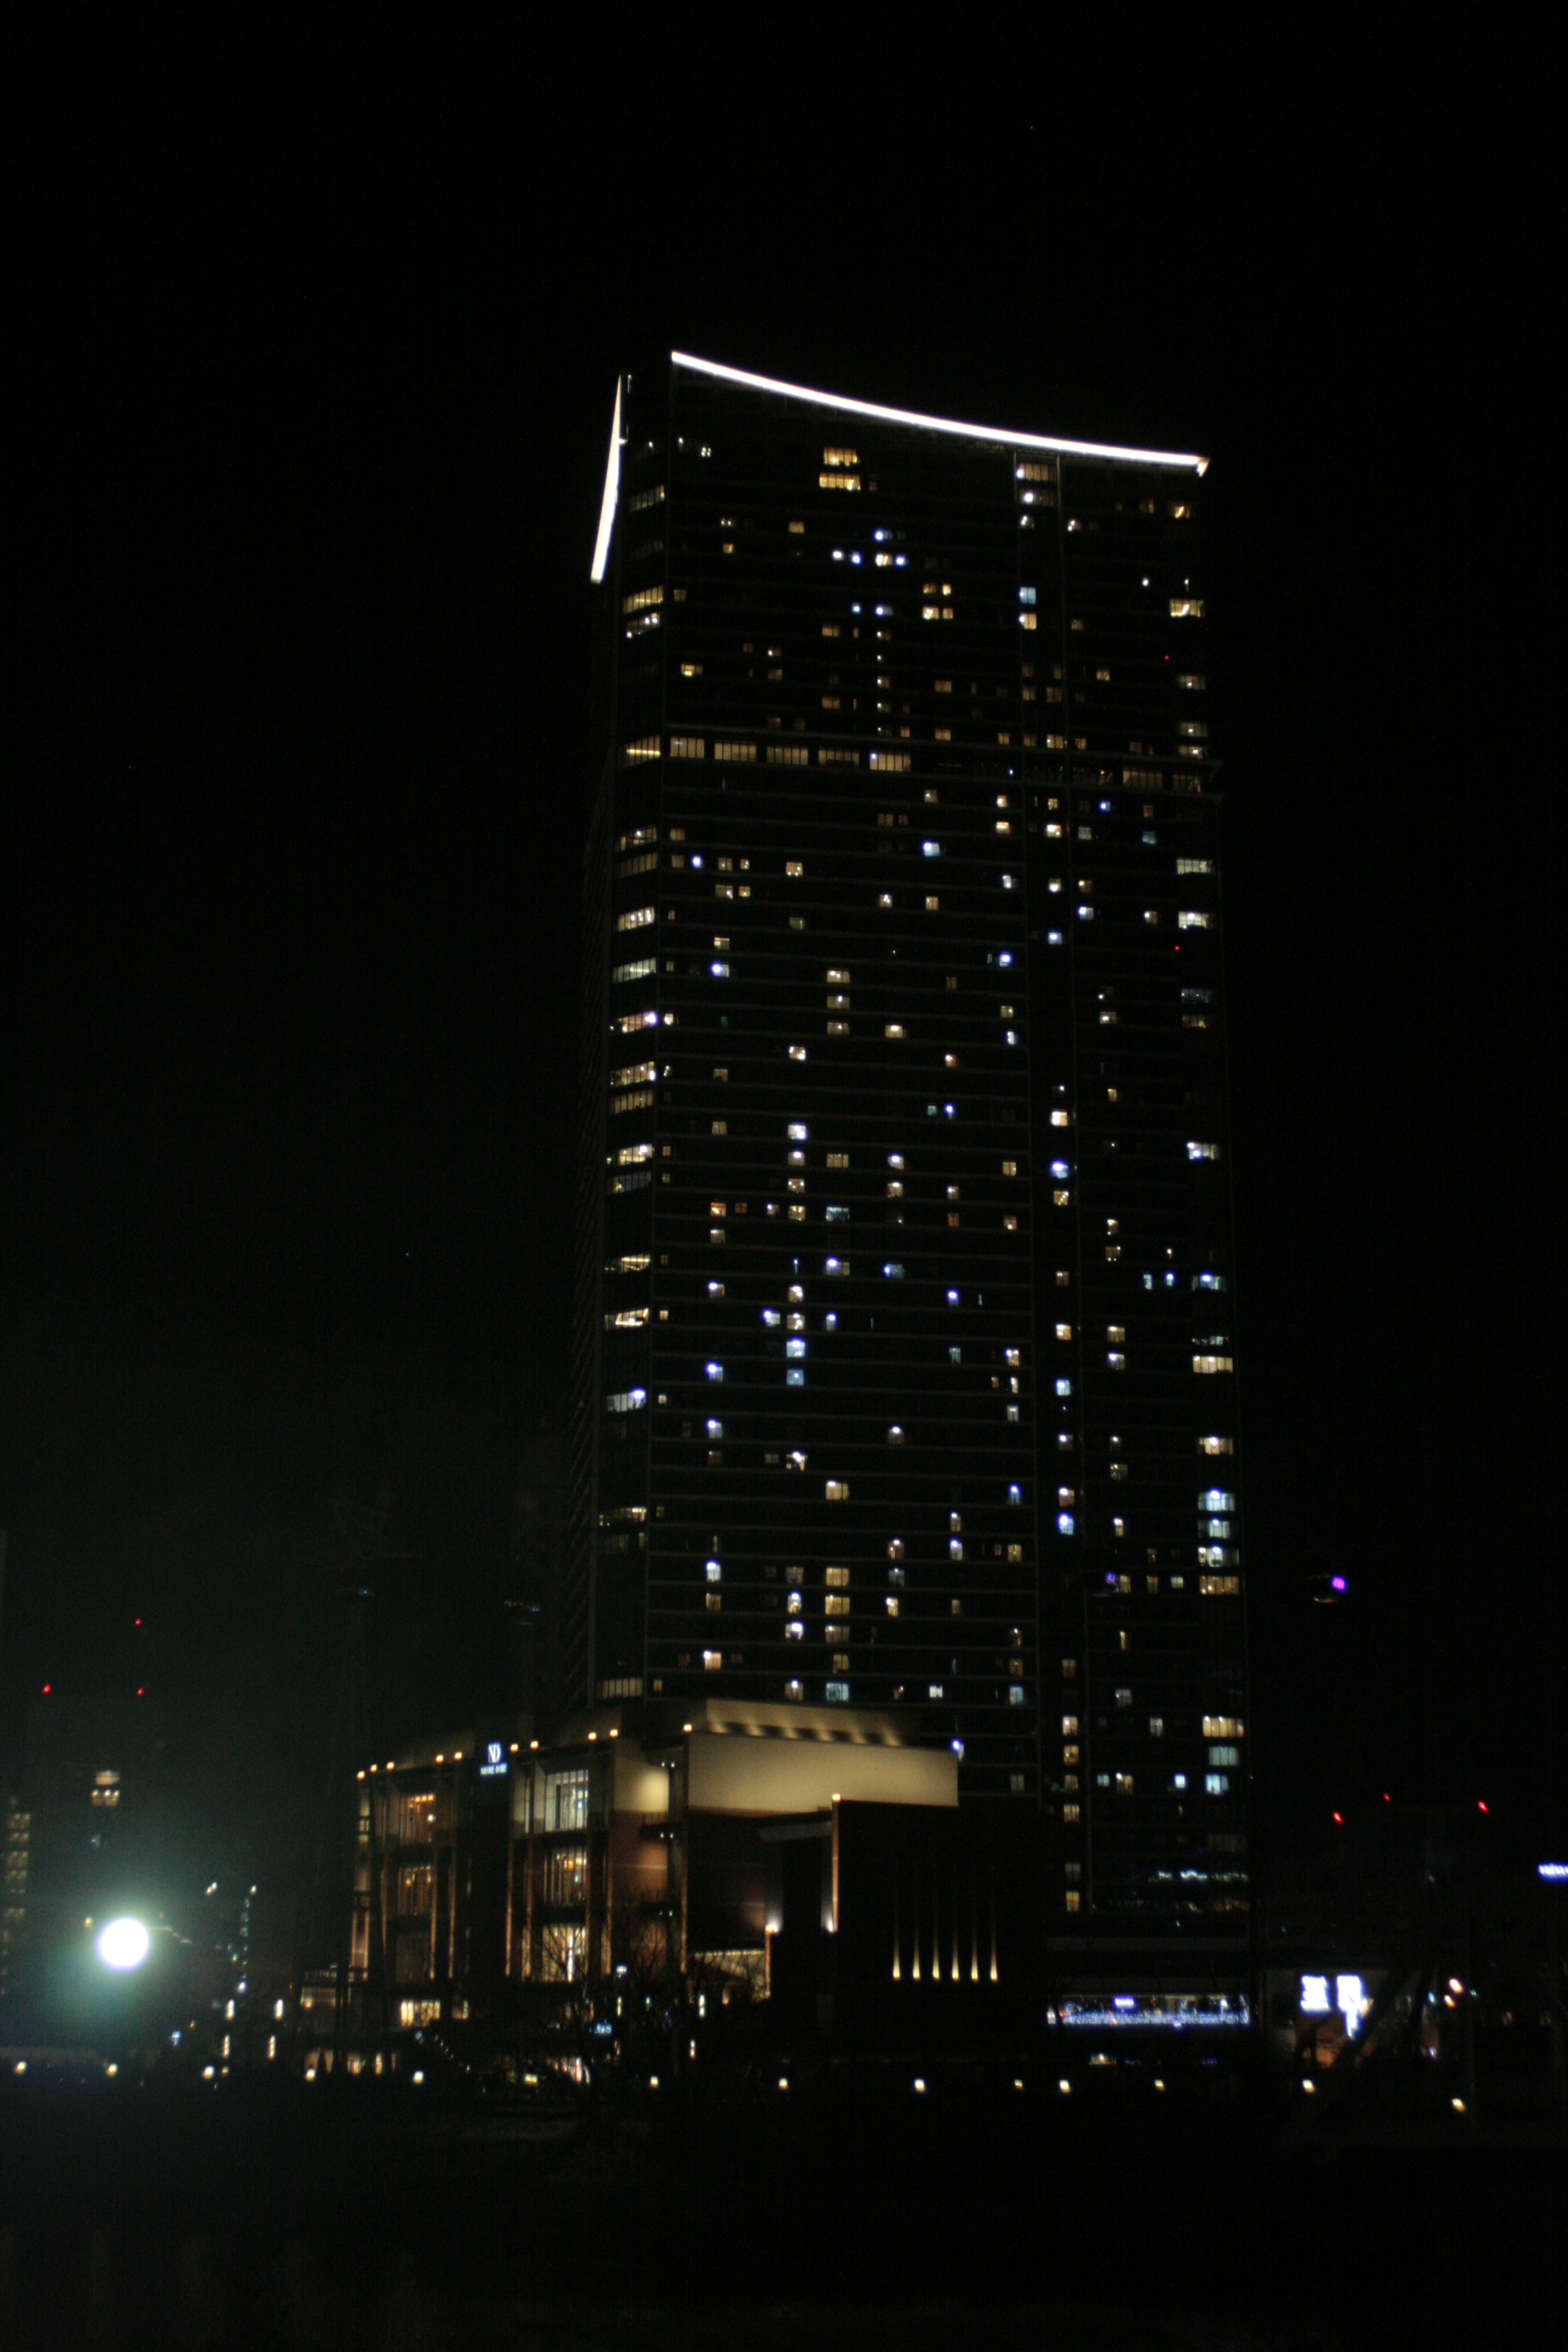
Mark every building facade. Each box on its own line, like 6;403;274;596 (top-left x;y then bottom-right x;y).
570;356;1247;1936
347;1700;957;2016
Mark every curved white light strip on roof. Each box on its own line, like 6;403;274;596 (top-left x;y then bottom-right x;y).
590;376;624;583
672;352;1207;474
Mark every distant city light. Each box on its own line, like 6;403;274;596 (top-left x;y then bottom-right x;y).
96;1917;150;1971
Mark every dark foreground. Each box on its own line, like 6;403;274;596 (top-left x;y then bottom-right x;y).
1;2075;1561;2350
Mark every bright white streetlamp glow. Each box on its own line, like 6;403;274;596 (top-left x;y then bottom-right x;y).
96;1916;150;1971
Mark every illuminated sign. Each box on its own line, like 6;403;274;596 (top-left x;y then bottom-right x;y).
1301;1972;1370;2029
1051;1993;1248;2029
477;1740;509;1781
1539;1862;1568;1881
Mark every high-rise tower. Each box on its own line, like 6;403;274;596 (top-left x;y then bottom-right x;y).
570;356;1246;1931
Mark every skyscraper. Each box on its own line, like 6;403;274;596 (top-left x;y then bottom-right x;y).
570;356;1246;1932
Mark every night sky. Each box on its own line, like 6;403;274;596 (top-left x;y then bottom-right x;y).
9;30;1559;1898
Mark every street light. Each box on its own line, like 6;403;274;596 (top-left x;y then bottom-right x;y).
96;1917;150;1971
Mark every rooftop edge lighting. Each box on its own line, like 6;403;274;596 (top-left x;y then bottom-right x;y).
671;353;1208;474
590;376;624;583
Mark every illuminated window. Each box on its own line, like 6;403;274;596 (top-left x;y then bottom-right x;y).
543;1769;589;1834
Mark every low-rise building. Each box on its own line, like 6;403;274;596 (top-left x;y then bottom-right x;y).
347;1699;956;2026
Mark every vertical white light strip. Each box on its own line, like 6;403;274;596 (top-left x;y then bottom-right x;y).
590;377;624;584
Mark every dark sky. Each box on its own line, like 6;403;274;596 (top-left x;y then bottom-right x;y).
8;28;1559;1891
